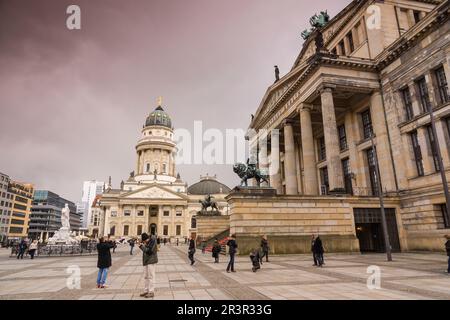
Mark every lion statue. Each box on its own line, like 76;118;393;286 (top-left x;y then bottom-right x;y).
233;161;270;187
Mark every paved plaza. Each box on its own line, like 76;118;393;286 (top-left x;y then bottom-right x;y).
0;244;449;300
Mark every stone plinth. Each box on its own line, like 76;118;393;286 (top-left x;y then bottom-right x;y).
226;189;360;255
196;215;230;241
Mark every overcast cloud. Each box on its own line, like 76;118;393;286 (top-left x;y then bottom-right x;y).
0;0;350;202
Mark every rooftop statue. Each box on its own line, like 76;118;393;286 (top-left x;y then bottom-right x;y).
301;10;330;40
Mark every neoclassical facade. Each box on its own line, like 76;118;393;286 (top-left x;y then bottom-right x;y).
96;104;230;241
246;0;450;252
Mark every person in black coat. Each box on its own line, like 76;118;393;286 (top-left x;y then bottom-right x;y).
188;237;196;265
445;235;450;274
17;239;27;259
311;234;318;266
212;239;221;263
313;235;324;267
96;236;115;288
260;235;269;263
226;234;238;273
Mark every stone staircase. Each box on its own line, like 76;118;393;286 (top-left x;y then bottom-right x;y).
199;228;230;255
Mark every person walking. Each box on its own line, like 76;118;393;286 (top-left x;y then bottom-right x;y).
163;238;167;246
226;234;238;273
202;242;206;254
17;239;27;259
260;235;269;263
176;238;179;246
445;235;450;274
28;240;38;259
139;233;158;298
311;234;318;266
96;236;114;288
313;235;324;267
129;238;135;255
212;239;221;263
188;237;196;266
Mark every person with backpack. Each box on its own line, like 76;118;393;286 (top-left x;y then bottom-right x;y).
212;239;221;263
226;234;238;273
139;233;158;298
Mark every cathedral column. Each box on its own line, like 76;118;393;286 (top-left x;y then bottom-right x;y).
370;90;396;192
300;104;319;195
283;120;298;195
320;87;345;192
269;129;282;194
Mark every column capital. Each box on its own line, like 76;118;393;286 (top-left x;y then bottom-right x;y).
282;119;294;127
297;102;313;113
317;84;336;95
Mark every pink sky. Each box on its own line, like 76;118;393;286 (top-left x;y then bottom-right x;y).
0;0;351;202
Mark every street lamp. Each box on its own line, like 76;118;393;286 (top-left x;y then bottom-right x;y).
370;134;393;262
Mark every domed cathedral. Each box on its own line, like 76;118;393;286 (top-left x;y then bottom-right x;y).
98;99;231;242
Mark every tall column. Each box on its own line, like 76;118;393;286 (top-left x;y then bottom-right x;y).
370;90;396;192
283;120;298;195
300;104;319;195
320;87;345;192
258;130;269;187
269;129;282;194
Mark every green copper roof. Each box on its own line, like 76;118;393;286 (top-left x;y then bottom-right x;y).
145;106;172;128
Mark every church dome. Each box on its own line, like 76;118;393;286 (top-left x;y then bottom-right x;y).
188;175;231;195
145;106;172;129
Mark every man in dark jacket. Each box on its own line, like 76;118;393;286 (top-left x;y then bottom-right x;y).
188;237;196;265
313;235;324;267
226;234;238;273
311;234;318;266
260;235;269;263
445;235;450;274
139;233;158;298
96;237;114;288
212;239;221;263
17;239;27;259
129;238;135;255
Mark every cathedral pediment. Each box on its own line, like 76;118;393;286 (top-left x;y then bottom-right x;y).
122;184;188;200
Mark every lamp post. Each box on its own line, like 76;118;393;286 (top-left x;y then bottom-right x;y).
370;134;393;262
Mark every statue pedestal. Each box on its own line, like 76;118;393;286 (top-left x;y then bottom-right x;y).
228;186;277;197
48;227;79;245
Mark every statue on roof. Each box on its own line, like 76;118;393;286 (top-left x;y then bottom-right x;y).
274;65;280;82
301;10;330;40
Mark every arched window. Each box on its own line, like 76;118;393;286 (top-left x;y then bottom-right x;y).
162;163;167;173
146;163;150;173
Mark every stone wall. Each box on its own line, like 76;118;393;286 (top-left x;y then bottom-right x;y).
226;188;360;255
196;215;230;241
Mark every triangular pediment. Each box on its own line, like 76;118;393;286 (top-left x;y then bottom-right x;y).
122;184;188;200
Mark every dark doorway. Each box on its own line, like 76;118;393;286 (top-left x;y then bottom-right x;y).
353;208;401;253
150;223;157;236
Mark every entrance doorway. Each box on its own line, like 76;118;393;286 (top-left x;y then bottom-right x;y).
353;208;401;253
150;223;157;236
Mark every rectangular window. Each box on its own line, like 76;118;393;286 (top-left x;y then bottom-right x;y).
318;137;326;161
338;40;345;55
137;225;143;235
109;226;115;236
123;225;129;236
346;31;354;52
338;125;347;151
400;87;414;120
124;210;131;216
413;10;421;24
163;225;168;236
361;109;373;139
137;210;144;216
366;148;380;196
320;167;329;195
441;204;450;229
15;196;28;204
426;126;440;171
13;203;26;211
342;158;353;195
176;210;182;217
435;67;449;104
8;227;23;234
10;219;24;225
163;210;170;217
176;225;181;236
411;131;424;176
110;211;117;217
416;77;431;113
